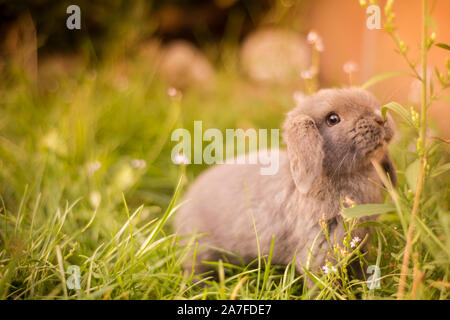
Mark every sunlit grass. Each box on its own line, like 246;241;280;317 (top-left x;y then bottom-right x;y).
0;42;449;300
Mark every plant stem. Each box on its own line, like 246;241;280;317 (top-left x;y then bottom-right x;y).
396;136;449;299
397;148;426;299
397;0;428;300
420;1;428;152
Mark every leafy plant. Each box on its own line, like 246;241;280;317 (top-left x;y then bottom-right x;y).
345;0;450;300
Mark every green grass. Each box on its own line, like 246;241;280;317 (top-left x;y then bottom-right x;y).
0;41;449;300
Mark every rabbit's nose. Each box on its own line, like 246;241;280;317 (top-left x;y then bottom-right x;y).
374;110;386;126
375;117;385;126
373;114;386;127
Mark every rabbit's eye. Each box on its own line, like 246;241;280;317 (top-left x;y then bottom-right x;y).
326;113;341;126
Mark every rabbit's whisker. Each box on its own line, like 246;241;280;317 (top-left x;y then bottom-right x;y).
331;150;351;181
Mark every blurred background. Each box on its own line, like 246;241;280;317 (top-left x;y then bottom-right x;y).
1;1;449;130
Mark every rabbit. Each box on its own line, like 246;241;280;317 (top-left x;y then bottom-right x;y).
174;88;396;278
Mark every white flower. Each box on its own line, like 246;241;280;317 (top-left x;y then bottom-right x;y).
300;66;318;80
167;87;182;100
343;61;359;74
173;153;190;165
322;264;337;274
315;38;324;52
167;87;177;96
350;236;361;248
307;30;324;52
131;159;147;169
87;161;101;176
307;31;319;44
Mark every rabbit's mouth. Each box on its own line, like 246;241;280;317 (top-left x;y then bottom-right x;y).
363;140;386;161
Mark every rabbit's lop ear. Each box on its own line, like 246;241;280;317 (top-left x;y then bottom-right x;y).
381;152;397;187
283;113;324;193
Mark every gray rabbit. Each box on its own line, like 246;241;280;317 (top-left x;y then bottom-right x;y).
174;88;396;276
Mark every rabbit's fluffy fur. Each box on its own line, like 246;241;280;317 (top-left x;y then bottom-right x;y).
175;88;396;274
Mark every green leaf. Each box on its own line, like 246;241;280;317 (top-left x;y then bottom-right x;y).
435;43;450;50
437;94;450;101
431;163;450;177
342;204;396;218
425;15;437;31
381;102;415;128
405;159;421;192
414;217;450;257
430;76;434;97
136;176;185;257
360;71;408;89
356;221;384;229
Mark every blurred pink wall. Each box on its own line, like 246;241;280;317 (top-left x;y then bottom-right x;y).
306;0;450;137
